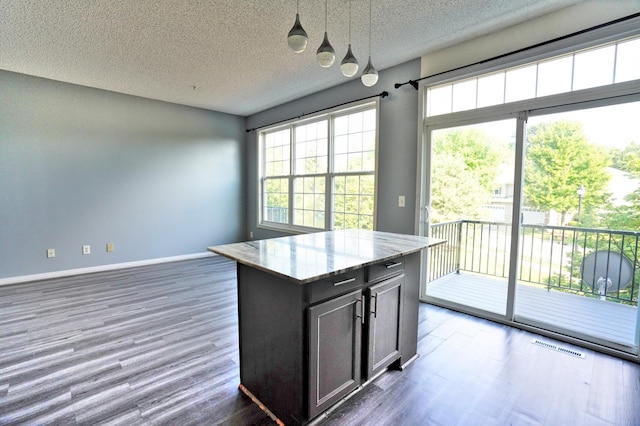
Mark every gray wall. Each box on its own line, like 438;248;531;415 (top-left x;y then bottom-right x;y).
245;59;421;240
0;70;246;279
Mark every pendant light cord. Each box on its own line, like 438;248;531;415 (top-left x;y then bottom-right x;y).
368;0;372;55
325;0;328;32
348;1;351;43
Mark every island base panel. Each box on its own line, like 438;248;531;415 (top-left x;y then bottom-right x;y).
235;250;425;425
237;265;306;424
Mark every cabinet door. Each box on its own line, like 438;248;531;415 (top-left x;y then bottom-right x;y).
366;273;404;379
308;290;363;420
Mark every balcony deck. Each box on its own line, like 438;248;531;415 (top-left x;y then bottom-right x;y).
426;272;639;351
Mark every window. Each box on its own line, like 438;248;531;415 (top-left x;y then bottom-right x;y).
426;34;640;117
259;103;377;232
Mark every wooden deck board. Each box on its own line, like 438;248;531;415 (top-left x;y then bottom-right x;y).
427;272;639;350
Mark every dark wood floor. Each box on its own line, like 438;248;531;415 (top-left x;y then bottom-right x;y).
1;257;638;425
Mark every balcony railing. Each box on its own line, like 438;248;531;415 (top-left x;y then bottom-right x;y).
428;220;639;305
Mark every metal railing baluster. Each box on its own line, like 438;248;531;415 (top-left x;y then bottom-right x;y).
428;220;638;305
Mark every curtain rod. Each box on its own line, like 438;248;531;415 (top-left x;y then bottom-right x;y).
245;91;389;133
394;12;640;90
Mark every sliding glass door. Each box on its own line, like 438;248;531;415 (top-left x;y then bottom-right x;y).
514;102;640;354
422;102;640;354
424;119;516;317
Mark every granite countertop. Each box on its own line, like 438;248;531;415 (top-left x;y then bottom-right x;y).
207;229;445;284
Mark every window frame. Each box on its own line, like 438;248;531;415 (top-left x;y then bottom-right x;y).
426;34;640;118
257;99;379;234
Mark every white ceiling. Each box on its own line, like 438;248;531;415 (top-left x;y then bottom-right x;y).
0;0;594;116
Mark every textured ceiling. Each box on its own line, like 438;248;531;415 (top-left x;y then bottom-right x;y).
0;0;588;116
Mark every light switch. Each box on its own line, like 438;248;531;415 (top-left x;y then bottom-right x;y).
399;196;406;208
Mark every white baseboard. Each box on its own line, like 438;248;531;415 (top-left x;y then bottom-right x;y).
0;252;217;286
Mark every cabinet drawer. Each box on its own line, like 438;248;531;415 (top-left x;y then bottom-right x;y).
307;269;364;304
366;256;405;283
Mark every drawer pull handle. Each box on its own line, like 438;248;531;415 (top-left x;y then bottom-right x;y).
384;262;403;269
333;277;356;286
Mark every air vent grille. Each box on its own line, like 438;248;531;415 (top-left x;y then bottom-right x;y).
531;339;585;358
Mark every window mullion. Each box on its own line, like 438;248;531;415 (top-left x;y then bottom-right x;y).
612;41;619;84
326;117;333;230
289;125;295;226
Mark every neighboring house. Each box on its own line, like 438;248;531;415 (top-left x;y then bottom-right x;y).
605;166;640;206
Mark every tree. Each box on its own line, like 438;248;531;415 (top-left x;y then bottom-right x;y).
430;128;505;222
524;121;611;225
431;152;492;223
433;128;504;191
611;141;640;174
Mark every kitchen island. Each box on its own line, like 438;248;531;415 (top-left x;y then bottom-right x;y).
208;229;444;425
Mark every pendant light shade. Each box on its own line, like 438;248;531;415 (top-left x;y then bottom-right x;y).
316;0;335;67
361;56;378;86
361;0;377;86
340;44;359;77
287;13;308;53
340;1;358;77
317;32;336;67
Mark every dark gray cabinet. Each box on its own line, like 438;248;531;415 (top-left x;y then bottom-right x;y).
235;252;420;425
308;290;363;419
365;272;404;379
308;262;408;421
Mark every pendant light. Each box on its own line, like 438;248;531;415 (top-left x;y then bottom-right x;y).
340;1;359;77
361;0;378;86
316;0;335;67
287;0;308;53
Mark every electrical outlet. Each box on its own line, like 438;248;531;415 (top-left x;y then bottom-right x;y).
82;245;91;255
398;196;406;208
46;248;55;258
106;243;115;252
249;231;253;239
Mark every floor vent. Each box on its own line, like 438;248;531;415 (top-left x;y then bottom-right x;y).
531;339;586;358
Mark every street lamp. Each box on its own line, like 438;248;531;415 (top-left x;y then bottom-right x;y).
577;184;586;223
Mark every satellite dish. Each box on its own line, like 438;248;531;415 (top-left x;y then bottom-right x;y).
580;250;633;294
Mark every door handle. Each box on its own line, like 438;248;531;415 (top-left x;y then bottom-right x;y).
371;294;378;318
355;297;365;324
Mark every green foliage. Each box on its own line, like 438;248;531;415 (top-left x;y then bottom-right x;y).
603;142;640;232
431;153;491;223
293;176;325;228
333;175;375;230
264;178;289;223
433;129;505;191
610;141;640;174
431;129;505;222
524;121;611;224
